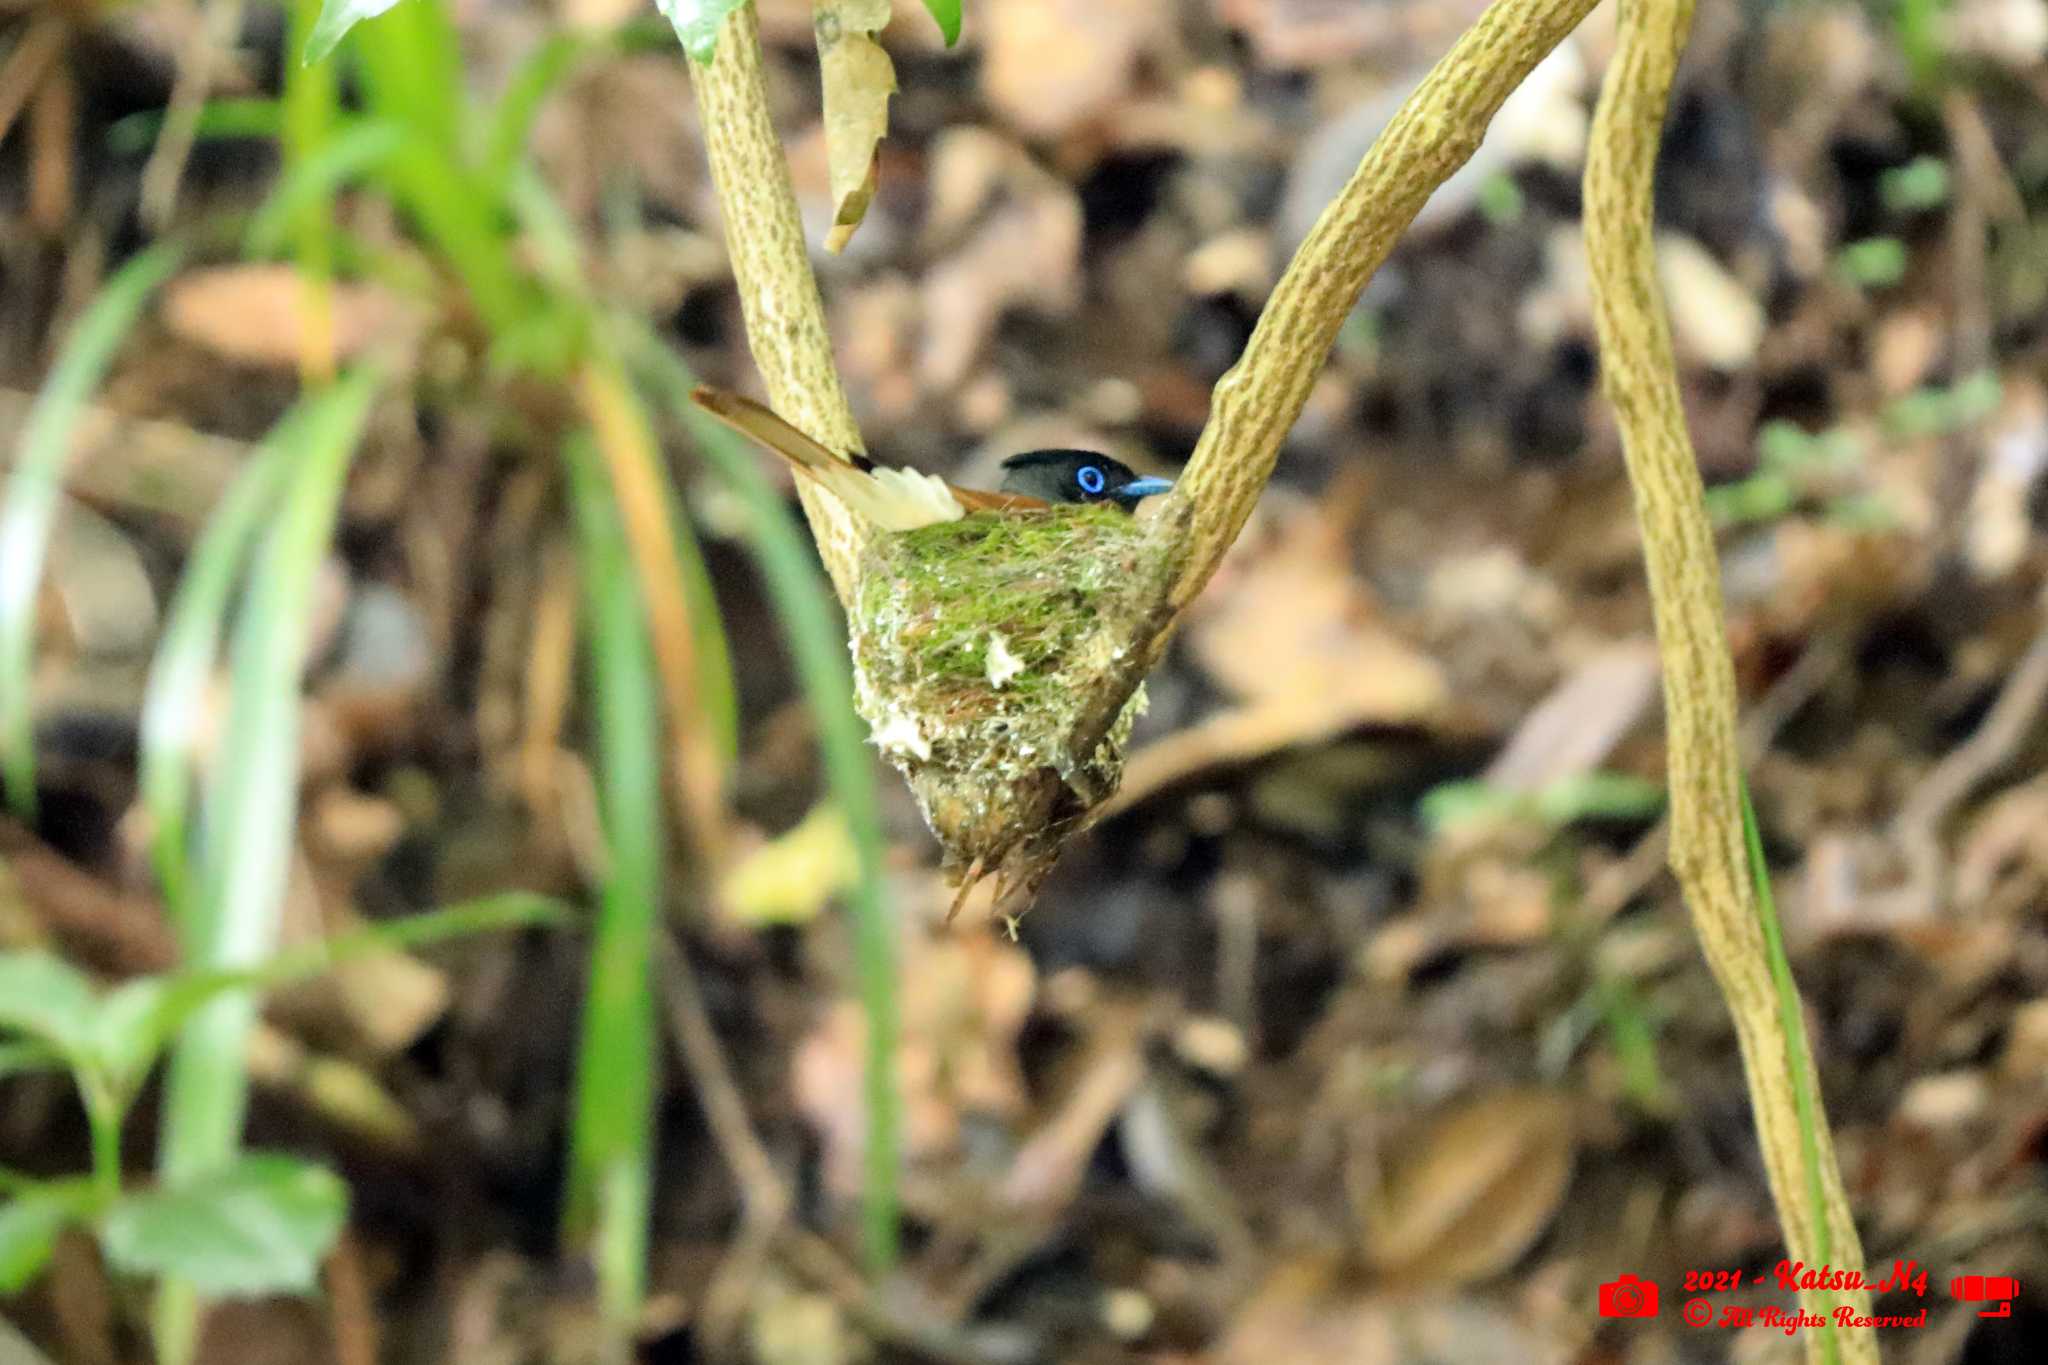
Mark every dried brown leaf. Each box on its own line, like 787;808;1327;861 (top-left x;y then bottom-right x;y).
1358;1088;1575;1285
1185;499;1447;715
163;265;418;369
793;923;1035;1198
816;0;896;254
1218;1257;1566;1365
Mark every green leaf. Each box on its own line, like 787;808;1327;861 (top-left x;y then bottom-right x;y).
921;0;962;45
106;99;285;157
1880;156;1949;214
103;1156;348;1296
562;435;664;1325
0;1040;66;1081
1835;236;1906;289
0;952;100;1056
657;0;748;64
88;978;177;1104
303;0;402;66
0;1181;95;1292
1531;771;1666;825
0;242;182;818
155;369;379;1258
138;408;304;923
1883;370;2002;439
245;119;404;258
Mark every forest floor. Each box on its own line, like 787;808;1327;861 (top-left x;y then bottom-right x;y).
5;0;2048;1361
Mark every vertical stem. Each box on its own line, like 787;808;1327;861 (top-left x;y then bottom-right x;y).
1583;1;1873;1359
85;1085;121;1210
686;6;871;603
684;10;899;1271
283;0;338;384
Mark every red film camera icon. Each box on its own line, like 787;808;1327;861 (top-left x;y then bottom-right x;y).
1949;1275;2019;1319
1597;1274;1660;1318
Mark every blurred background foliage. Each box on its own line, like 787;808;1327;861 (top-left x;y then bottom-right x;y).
1;0;2047;1361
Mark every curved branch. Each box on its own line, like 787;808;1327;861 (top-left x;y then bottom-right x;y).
1164;0;1601;612
689;6;870;602
1583;0;1874;1358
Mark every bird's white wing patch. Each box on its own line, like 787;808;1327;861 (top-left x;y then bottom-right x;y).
811;462;965;531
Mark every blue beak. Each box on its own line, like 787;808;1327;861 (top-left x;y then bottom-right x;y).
1118;477;1174;500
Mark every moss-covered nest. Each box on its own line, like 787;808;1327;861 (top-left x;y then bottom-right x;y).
850;503;1177;911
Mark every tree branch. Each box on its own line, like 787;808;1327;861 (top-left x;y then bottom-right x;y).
1163;0;1601;614
1584;0;1873;1357
689;5;871;602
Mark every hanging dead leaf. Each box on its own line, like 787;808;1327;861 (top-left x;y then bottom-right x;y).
816;0;896;253
1356;1088;1576;1285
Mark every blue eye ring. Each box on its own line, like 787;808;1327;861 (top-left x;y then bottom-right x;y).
1076;464;1107;495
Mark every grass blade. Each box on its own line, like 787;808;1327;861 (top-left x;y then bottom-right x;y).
562;433;665;1333
621;325;899;1271
0;243;183;820
478;18;675;199
106;100;285;156
280;0;348;381
576;358;734;861
349;0;528;334
151;368;380;1365
1740;777;1840;1365
138;413;306;924
247;116;404;261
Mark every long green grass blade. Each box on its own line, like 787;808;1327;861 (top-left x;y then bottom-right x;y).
271;3;353;284
480;18;675;198
622;326;899;1271
116;895;571;1082
151;369;380;1365
138;415;305;924
350;0;528;333
563;434;665;1331
106;100;285;156
0;243;183;820
1739;779;1842;1365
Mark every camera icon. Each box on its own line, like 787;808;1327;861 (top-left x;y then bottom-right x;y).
1598;1274;1661;1318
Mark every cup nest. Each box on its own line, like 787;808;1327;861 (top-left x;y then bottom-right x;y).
849;502;1177;918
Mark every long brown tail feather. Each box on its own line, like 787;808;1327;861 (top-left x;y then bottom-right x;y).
689;386;868;474
689;384;1050;522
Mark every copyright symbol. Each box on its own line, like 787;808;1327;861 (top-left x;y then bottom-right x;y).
1682;1298;1713;1327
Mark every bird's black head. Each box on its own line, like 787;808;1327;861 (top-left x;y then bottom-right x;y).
997;450;1174;510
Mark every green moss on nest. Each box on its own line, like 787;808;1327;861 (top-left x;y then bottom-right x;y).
848;503;1172;893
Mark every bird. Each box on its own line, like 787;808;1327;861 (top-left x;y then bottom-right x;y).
689;386;1173;531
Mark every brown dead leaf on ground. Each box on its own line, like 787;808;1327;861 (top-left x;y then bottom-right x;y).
816;0;896;254
1217;1255;1570;1365
163;265;420;370
1481;640;1660;793
793;920;1035;1199
981;0;1164;141
918;167;1082;390
1216;0;1487;71
1356;1087;1576;1285
1185;498;1448;714
1101;499;1448;812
